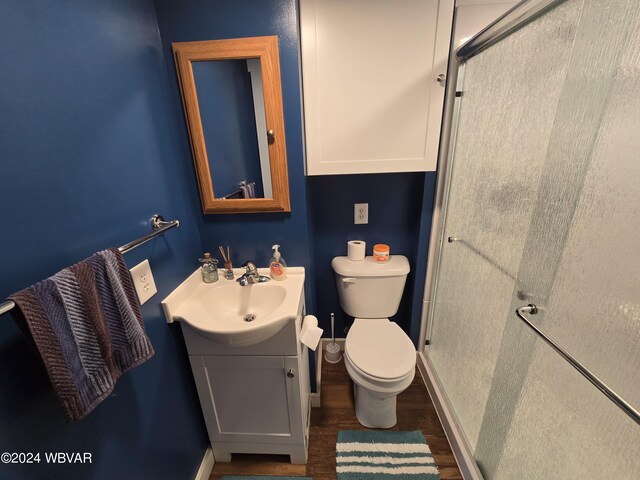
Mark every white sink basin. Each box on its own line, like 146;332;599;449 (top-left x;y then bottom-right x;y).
162;267;305;347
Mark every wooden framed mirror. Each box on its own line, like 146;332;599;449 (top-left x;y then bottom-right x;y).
173;36;290;214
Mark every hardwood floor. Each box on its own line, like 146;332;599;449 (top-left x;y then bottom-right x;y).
209;356;463;479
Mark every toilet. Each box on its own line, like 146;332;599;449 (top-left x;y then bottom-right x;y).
331;255;416;428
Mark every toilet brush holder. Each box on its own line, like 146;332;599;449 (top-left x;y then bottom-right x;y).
325;341;342;364
325;312;342;363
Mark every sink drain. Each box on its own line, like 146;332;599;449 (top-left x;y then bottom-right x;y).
244;314;256;322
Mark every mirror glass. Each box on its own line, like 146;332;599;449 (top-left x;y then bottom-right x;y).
172;36;290;214
192;59;272;199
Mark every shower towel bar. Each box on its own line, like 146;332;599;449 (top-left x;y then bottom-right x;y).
0;214;179;317
516;305;640;426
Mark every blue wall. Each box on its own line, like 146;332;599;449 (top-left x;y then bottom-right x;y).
153;0;438;388
155;0;314;313
154;0;435;344
307;173;434;342
0;1;208;478
0;1;436;477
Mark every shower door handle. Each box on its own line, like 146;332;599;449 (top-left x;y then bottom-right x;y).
516;305;640;425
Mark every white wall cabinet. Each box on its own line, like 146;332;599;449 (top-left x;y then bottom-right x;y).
300;0;455;175
182;304;310;464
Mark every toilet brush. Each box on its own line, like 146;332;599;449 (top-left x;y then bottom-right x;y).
324;313;342;364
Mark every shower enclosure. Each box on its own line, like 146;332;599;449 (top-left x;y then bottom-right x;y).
420;0;640;478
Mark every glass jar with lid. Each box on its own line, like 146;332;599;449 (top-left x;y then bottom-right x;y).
199;253;219;283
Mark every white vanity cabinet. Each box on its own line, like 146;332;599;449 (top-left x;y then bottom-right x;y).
181;302;311;464
300;0;455;175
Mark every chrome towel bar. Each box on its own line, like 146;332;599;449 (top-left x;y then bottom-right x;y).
0;214;179;317
516;305;640;426
118;214;179;254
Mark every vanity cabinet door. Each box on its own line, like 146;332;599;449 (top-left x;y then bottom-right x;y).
300;0;455;175
193;355;304;445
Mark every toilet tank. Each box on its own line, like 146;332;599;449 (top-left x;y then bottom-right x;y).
331;255;410;318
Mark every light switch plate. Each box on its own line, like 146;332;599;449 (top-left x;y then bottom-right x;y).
130;259;157;305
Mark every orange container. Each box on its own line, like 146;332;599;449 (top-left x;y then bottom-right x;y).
373;244;390;262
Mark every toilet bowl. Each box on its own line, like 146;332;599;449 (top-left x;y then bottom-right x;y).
331;254;414;428
344;318;416;428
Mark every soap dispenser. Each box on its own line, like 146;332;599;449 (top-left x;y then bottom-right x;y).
269;244;287;281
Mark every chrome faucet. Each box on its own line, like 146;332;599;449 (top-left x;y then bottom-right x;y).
236;261;271;286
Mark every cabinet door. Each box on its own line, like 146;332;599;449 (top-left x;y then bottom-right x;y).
300;0;454;175
196;355;303;445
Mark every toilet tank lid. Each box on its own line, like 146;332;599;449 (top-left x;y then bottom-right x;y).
331;255;410;277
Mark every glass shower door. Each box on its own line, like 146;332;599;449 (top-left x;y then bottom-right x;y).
426;0;640;478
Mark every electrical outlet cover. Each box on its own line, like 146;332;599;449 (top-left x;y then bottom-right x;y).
130;259;157;305
354;203;368;224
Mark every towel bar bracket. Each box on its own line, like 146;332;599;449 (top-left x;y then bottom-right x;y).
151;214;175;231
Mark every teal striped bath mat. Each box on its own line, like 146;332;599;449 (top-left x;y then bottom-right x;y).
336;430;439;479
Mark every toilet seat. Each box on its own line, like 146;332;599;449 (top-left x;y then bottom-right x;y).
345;318;416;382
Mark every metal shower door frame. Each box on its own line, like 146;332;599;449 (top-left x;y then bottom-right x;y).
419;0;569;352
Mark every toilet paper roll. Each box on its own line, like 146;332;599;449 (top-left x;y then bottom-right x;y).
300;315;323;351
347;240;366;261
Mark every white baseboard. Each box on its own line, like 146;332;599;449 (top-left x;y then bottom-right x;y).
194;447;214;480
417;352;484;480
311;338;346;408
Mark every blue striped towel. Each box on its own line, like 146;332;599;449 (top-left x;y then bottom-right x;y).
9;248;154;421
336;430;439;479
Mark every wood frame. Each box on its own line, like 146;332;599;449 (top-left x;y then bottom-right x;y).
173;36;291;214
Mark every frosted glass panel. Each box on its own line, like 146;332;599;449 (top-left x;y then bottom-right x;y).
489;1;640;476
428;0;640;477
428;0;584;450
